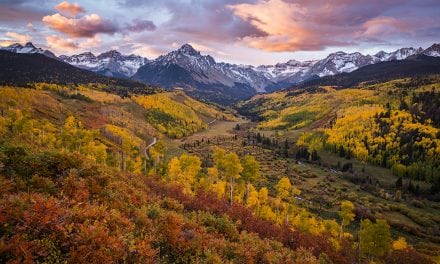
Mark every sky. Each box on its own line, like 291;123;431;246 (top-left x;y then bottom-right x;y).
0;0;439;65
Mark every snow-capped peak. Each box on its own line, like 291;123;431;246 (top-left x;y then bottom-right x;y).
97;50;122;59
60;50;148;77
422;43;440;57
375;47;423;61
24;42;36;49
177;44;200;56
0;42;56;58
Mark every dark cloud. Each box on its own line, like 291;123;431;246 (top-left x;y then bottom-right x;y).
124;19;156;32
0;5;47;22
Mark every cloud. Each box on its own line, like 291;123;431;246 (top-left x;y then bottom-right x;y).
46;34;104;54
7;31;31;43
42;13;118;38
0;5;46;22
130;43;166;58
122;0;266;42
55;1;85;18
46;35;79;51
124;19;156;32
27;23;37;32
79;36;103;49
227;0;434;52
227;0;352;51
359;16;410;39
0;31;32;46
43;3;156;39
188;43;214;53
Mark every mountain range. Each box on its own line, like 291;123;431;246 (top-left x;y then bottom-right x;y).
59;50;148;78
1;42;439;103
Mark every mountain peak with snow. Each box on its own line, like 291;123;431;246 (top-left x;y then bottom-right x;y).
97;50;123;59
24;42;36;49
422;43;440;57
59;49;148;77
0;42;56;58
177;44;200;56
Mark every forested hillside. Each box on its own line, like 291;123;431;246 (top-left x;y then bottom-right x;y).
0;83;434;263
239;76;440;185
237;76;440;261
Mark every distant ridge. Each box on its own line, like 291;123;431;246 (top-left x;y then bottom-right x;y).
0;51;149;89
289;54;440;91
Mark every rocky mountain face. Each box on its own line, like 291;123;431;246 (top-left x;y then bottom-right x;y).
132;44;256;104
422;43;440;57
2;42;439;103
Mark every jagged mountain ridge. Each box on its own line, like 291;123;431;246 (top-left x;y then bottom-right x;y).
0;42;57;59
59;50;148;78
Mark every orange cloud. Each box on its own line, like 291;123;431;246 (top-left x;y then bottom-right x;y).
55;1;85;18
228;0;416;52
43;13;117;38
228;0;348;52
0;31;31;46
131;44;163;58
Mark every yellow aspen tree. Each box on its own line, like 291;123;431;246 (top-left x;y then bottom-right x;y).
338;200;355;240
241;155;260;203
223;152;242;205
246;184;259;210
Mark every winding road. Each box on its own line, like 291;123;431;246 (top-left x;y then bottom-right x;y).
207;119;217;125
144;137;157;160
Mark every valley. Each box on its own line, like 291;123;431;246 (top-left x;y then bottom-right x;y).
1;0;440;262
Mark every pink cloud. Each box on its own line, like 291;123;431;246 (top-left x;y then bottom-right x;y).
360;16;410;38
55;1;85;18
45;35;79;51
42;13;118;38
